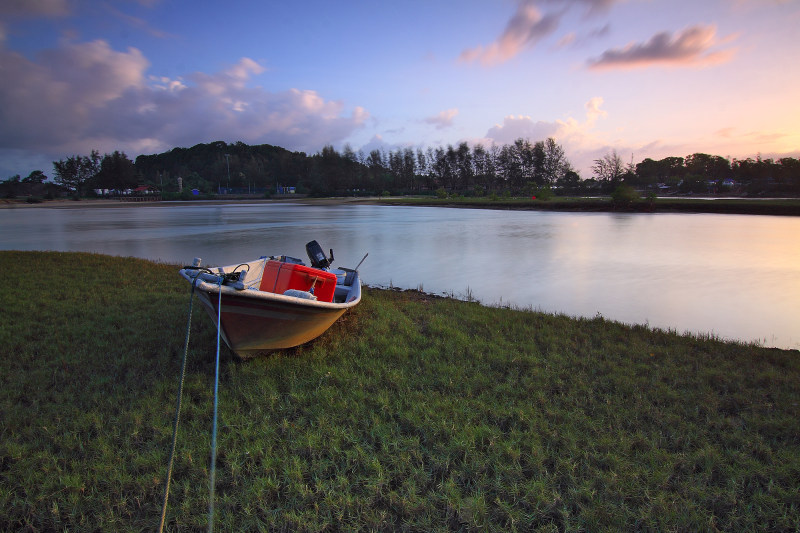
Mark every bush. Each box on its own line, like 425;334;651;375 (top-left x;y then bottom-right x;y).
435;187;447;199
532;187;555;201
611;184;640;207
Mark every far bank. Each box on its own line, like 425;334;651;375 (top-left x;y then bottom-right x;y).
3;194;800;216
376;196;800;216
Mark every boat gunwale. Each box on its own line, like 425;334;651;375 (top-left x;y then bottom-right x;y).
178;269;362;310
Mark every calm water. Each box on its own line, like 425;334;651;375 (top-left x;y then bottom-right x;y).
2;202;798;350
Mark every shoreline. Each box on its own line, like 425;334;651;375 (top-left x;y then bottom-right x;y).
2;195;799;216
0;196;379;209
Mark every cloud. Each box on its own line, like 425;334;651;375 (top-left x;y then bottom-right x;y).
359;134;390;155
459;2;561;66
542;0;619;16
0;0;70;47
424;109;459;129
585;96;607;123
578;0;617;15
485;115;561;145
556;23;610;49
483;98;607;147
587;25;736;70
477;97;614;176
0;39;369;173
102;3;173;39
0;40;150;150
459;0;623;66
714;127;789;146
473;93;797;179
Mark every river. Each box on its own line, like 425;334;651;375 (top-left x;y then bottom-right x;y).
2;201;798;350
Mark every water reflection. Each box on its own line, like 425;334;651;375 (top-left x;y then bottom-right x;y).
1;202;798;349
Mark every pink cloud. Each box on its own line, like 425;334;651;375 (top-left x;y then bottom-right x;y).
0;39;369;164
0;40;149;149
424;109;459;129
459;2;561;66
478;97;613;176
585;96;607;123
459;0;623;66
485;115;560;144
587;25;736;70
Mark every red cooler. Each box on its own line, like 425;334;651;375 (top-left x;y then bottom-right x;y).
260;260;337;303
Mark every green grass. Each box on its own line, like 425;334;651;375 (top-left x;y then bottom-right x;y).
1;251;799;531
380;196;800;216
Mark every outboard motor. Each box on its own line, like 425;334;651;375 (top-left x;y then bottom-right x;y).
306;240;334;269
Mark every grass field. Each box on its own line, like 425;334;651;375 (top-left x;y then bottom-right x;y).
1;251;798;531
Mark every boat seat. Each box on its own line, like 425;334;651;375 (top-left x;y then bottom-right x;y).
333;285;351;303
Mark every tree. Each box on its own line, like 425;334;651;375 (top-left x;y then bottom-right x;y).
429;146;450;190
472;143;493;193
23;170;47;183
542;137;570;185
317;144;345;193
514;138;535;188
95;151;136;191
556;170;581;195
455;142;473;191
401;147;417;191
636;156;686;189
496;144;516;190
1;175;21;198
53;150;100;197
592;149;624;183
685;153;731;180
532;140;546;184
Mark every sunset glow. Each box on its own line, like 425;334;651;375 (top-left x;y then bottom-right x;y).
1;0;798;178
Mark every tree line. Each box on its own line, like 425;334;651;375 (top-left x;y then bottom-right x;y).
595;150;800;196
3;139;800;199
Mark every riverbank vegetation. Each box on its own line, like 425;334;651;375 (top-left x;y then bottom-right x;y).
380;195;800;216
3;139;800;201
2;251;798;531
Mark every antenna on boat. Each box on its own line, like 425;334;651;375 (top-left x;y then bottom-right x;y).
354;253;368;271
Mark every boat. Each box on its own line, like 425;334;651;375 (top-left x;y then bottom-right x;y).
178;240;363;358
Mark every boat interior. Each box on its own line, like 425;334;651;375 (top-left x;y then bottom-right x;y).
185;256;360;304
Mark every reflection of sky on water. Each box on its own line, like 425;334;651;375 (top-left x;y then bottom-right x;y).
2;203;798;349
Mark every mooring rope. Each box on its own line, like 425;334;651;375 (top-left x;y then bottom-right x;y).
207;278;223;532
158;277;198;533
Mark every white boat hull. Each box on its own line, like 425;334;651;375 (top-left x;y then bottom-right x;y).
179;257;361;358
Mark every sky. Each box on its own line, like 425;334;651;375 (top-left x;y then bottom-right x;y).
1;0;799;180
